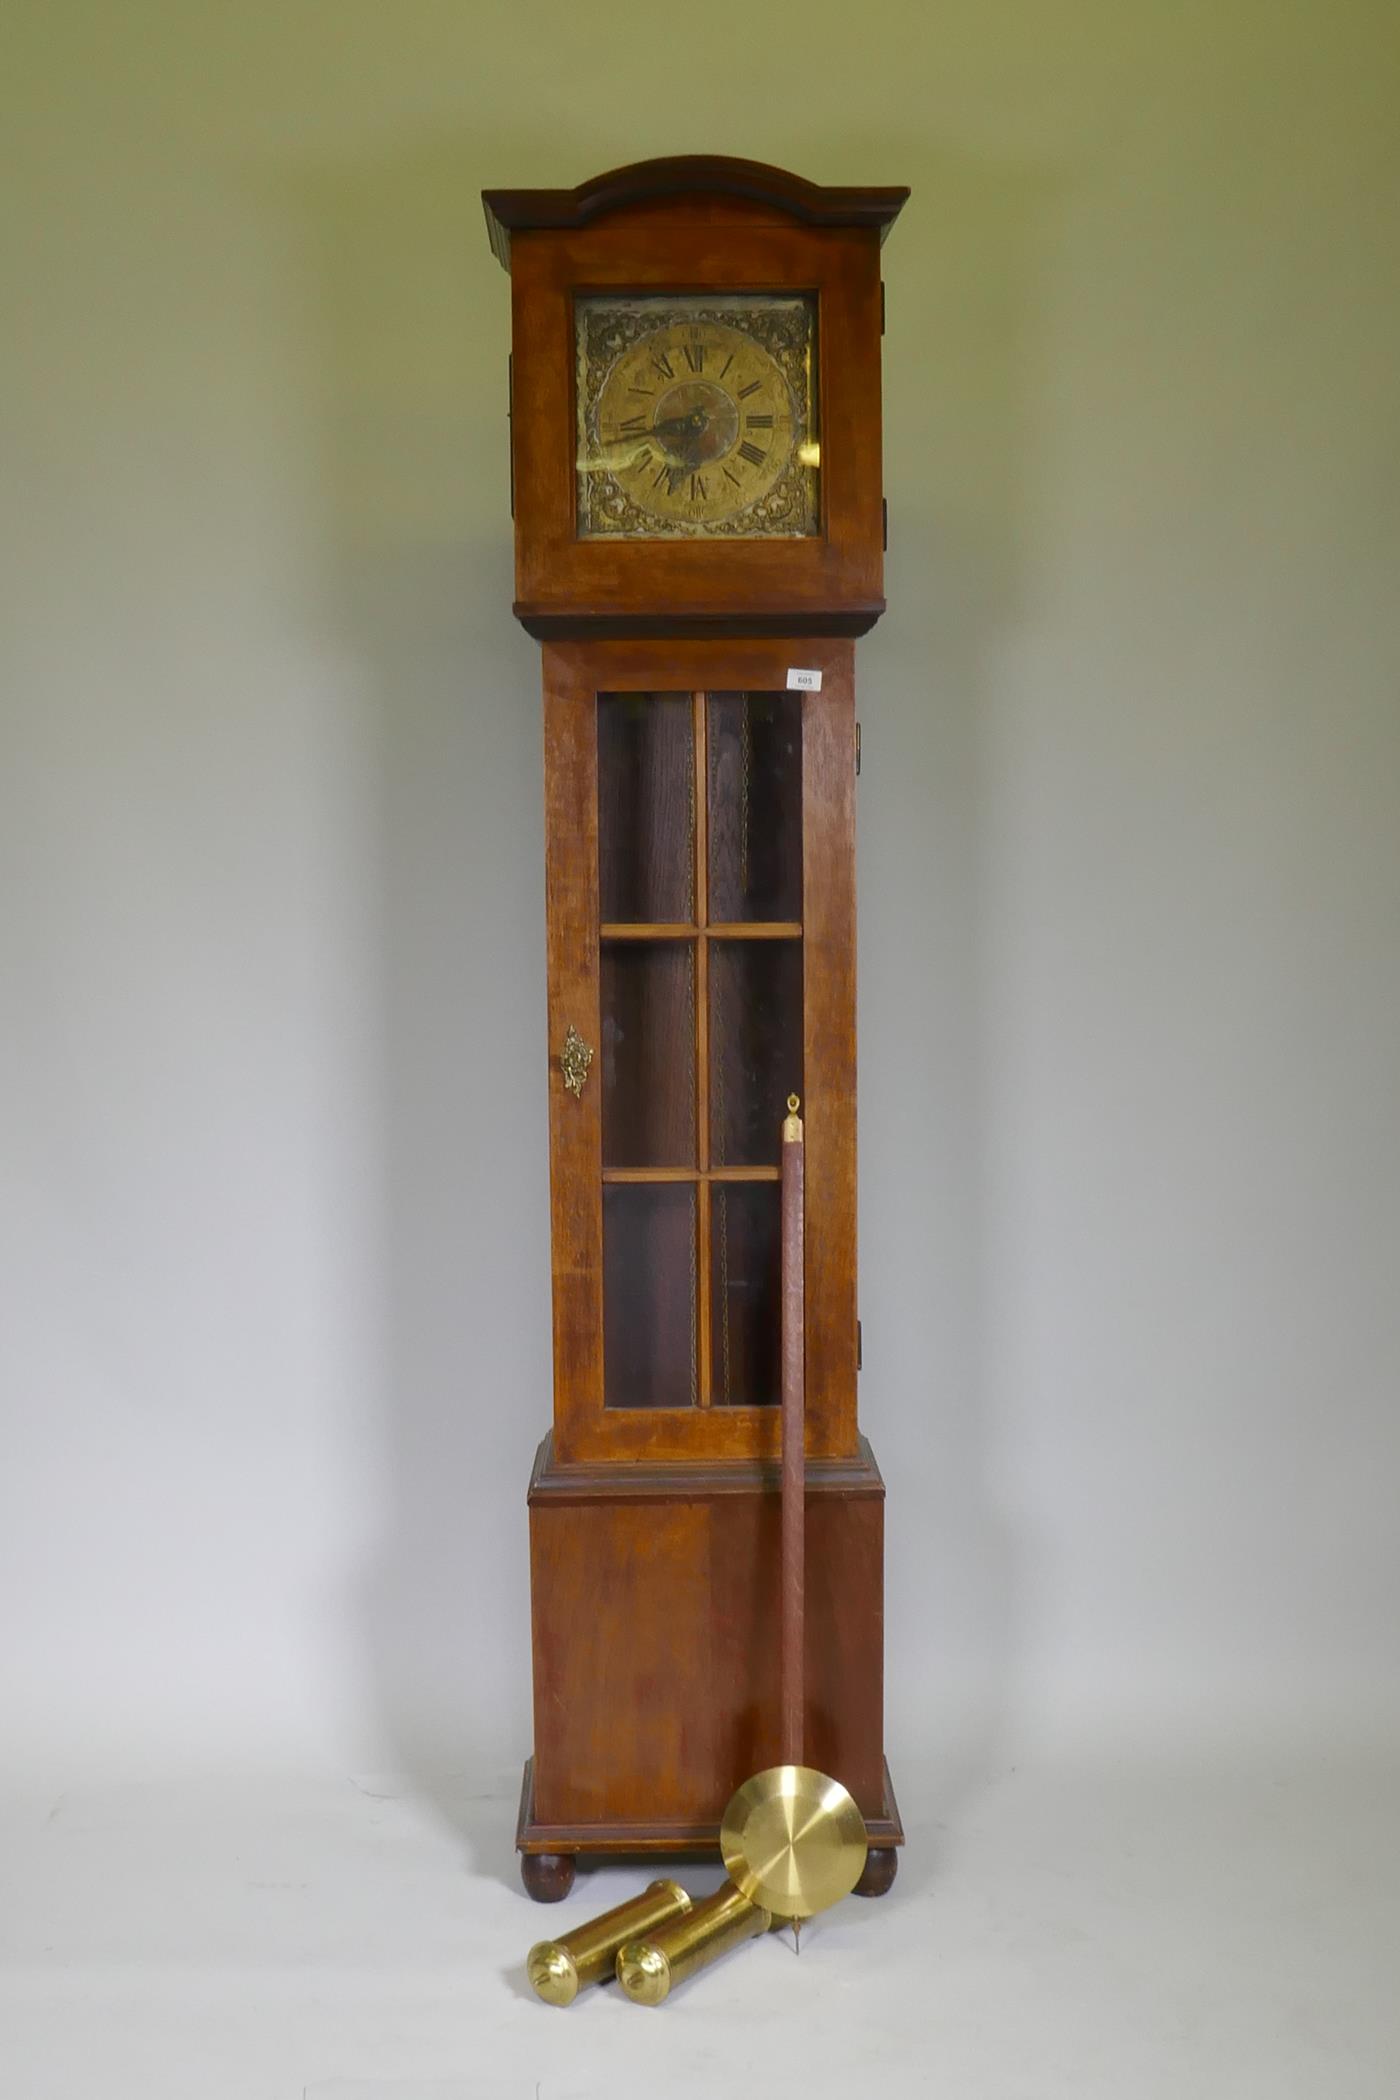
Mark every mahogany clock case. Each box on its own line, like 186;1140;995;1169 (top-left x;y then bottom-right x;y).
483;159;908;1896
484;156;908;637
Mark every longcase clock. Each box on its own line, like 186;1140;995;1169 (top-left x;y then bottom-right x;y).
482;157;908;1902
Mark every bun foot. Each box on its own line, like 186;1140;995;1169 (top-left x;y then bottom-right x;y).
854;1847;898;1898
521;1851;576;1903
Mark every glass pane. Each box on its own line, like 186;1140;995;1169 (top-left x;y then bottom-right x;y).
604;1185;697;1409
707;692;802;923
709;940;803;1168
600;941;696;1168
710;1183;781;1408
598;692;694;923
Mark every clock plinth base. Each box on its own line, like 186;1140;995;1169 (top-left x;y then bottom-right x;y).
516;1755;904;1900
518;1433;902;1899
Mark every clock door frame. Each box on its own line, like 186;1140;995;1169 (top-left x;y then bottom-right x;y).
544;636;859;1466
508;210;886;636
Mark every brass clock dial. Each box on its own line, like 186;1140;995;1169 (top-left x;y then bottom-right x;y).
576;294;819;539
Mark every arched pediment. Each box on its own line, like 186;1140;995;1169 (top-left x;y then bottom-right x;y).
483;155;908;268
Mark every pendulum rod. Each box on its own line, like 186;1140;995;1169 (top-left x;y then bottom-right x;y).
780;1096;805;1767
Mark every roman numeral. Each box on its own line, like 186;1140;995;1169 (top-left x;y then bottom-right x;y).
652;462;670;488
718;353;734;378
631;447;654;475
723;466;742;487
618;414;646;434
682;343;705;373
745;413;774;429
737;379;763;399
651;351;675;380
738;440;767;467
690;473;708;502
628;384;654;397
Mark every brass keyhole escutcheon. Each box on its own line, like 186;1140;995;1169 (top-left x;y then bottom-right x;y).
560;1024;593;1099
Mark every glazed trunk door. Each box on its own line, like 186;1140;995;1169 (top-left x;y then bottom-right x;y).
543;640;857;1465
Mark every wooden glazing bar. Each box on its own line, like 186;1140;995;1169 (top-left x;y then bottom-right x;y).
600;922;697;941
602;1167;698;1185
602;1165;780;1185
694;689;712;1408
601;921;803;941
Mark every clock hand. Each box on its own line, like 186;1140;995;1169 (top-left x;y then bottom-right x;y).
583;410;713;482
592;408;708;450
577;439;690;480
653;408;709;441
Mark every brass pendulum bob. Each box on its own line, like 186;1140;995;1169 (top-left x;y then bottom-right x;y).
617;1100;868;2004
527;1878;693;2005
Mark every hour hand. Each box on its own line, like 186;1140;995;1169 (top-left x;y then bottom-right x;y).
595;408;705;450
581;406;708;477
651;407;708;443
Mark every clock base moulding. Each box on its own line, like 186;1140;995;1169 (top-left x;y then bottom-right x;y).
515;1761;904;1904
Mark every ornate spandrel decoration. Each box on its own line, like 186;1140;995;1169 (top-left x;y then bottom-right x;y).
575;295;819;540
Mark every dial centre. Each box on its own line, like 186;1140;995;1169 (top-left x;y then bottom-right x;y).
653;379;738;468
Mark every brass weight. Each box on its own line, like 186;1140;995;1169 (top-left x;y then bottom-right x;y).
616;1882;772;2006
527;1878;692;2005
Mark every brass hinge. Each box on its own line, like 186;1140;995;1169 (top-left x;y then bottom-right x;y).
882;497;888;551
857;1318;863;1371
880;282;886;334
507;353;515;521
855;722;862;777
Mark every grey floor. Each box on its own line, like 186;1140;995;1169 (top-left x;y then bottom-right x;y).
4;1750;1398;2098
